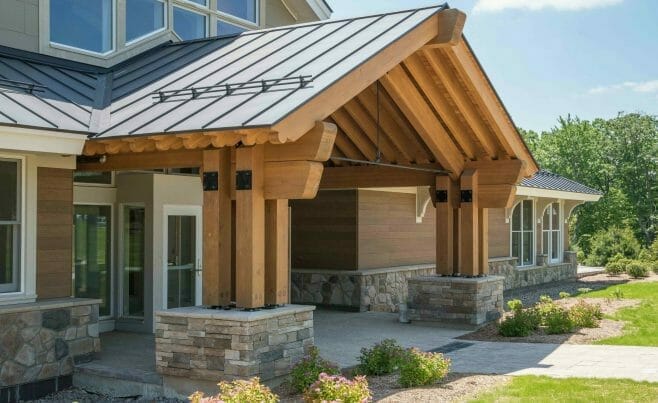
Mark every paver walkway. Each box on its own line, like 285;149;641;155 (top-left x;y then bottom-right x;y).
447;341;658;382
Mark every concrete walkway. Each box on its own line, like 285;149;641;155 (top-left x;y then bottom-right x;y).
447;341;658;382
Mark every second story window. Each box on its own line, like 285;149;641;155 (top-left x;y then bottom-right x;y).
126;0;166;44
50;0;114;54
217;20;247;36
218;0;257;23
173;6;208;40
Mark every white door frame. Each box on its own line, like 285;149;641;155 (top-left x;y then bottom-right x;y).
162;205;203;308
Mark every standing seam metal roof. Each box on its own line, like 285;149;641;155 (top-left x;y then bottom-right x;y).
519;170;603;195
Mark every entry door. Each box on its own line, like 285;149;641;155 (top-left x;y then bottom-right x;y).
164;207;202;308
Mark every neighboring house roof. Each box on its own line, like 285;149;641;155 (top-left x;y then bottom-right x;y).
517;170;603;200
0;5;445;137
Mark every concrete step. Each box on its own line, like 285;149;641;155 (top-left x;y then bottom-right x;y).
74;361;164;399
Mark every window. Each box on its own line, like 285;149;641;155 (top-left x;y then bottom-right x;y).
74;171;113;185
173;6;208;40
0;159;21;294
511;200;534;266
217;20;246;36
123;206;145;317
543;203;561;263
184;0;208;6
217;0;257;23
50;0;114;54
126;0;165;43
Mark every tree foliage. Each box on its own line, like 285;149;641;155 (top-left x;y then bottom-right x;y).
520;112;658;253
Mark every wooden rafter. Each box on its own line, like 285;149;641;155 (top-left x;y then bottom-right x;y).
330;108;378;161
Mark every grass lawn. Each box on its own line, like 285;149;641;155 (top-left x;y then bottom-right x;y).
470;375;658;403
581;281;658;346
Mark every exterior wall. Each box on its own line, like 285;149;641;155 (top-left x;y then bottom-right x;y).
291;265;435;312
488;208;510;258
291;190;358;270
264;0;298;27
0;0;39;53
0;299;100;396
489;257;577;290
358;190;435;269
36;168;73;300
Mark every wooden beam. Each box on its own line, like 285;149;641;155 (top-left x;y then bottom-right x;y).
342;99;402;163
235;145;265;309
331;108;377;161
264;121;337;162
77;149;203;171
435;176;457;275
459;169;479;276
423;9;466;48
464;159;526;185
201;149;232;306
320;165;438;189
479;208;489;275
333;128;366;161
380;65;464;179
479;184;516;208
264;161;324;199
265;199;289;305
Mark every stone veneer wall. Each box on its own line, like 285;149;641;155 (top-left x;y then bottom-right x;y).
155;305;314;384
407;276;504;325
488;254;578;291
0;299;100;398
291;265;435;312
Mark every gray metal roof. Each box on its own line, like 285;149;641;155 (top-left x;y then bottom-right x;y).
0;4;446;137
519;170;603;195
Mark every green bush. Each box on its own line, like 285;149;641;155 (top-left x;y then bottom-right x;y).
627;261;649;278
303;373;371;403
586;227;641;267
190;377;278;403
290;347;340;394
605;260;626;275
399;348;451;388
559;291;571;299
356;339;406;376
499;300;540;337
577;288;592;294
544;306;574;334
569;300;603;328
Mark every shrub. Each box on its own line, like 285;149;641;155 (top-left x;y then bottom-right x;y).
499;300;539;337
569;300;603;328
356;339;406;376
189;377;278;403
586;227;641;267
399;348;451;387
507;299;524;312
577;288;592;294
605;260;626;276
627;261;649;278
559;291;571;299
303;373;371;403
291;347;340;394
544;306;574;334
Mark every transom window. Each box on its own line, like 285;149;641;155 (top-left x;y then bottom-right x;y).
511;199;534;267
50;0;114;54
0;159;21;294
543;203;561;263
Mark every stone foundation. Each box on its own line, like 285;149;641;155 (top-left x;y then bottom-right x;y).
407;276;504;325
488;256;577;291
291;265;435;312
155;305;314;387
0;298;101;399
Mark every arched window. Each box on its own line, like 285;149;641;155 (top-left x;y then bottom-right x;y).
542;203;561;263
511;200;534;266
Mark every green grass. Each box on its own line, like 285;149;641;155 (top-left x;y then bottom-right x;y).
579;281;658;346
470;376;658;403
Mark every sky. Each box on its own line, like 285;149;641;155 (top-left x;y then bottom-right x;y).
325;0;658;132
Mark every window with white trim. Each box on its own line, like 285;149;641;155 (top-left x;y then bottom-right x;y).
173;5;208;40
126;0;166;44
50;0;114;54
217;0;257;23
511;199;534;266
0;159;21;294
542;203;561;263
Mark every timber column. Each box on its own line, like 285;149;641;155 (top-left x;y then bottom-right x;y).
435;176;457;275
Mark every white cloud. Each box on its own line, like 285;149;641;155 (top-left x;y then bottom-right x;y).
588;80;658;95
473;0;623;12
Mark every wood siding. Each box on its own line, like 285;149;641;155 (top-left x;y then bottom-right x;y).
291;190;358;270
36;168;73;299
357;190;434;269
488;208;510;258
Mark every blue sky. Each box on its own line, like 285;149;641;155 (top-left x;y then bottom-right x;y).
325;0;658;132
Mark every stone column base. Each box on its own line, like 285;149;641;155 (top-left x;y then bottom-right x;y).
155;305;314;395
407;276;504;325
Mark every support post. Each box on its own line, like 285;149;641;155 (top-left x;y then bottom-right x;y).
235;145;265;309
435;176;455;275
479;207;489;275
265;199;290;305
202;149;232;306
459;169;479;276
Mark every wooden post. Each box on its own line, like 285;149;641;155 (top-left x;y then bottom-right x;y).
202;149;232;306
235;145;265;309
459;169;479;276
435;176;455;275
265;199;289;305
478;208;489;275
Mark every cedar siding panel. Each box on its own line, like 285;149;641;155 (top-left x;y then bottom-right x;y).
357;190;434;269
291;190;358;270
488;208;510;258
36;168;73;299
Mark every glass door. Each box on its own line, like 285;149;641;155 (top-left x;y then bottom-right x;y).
73;205;112;317
122;206;146;318
165;208;201;309
543;203;561;264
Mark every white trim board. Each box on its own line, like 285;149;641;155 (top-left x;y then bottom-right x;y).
516;186;602;202
0;126;87;155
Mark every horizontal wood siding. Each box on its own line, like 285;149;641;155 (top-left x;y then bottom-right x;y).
36;168;73;299
291;190;358;270
357;190;434;269
488;207;510;258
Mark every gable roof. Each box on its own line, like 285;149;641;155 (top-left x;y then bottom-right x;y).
519;170;603;196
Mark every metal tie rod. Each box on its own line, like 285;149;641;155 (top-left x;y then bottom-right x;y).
330;156;450;174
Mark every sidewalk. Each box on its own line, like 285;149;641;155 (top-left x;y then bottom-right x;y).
447;341;658;382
